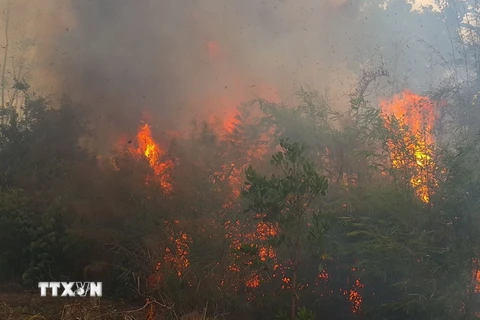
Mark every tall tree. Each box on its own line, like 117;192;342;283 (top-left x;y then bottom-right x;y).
242;139;329;319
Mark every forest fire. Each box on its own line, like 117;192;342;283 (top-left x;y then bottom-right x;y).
316;268;364;313
473;262;480;293
227;220;279;289
348;278;364;313
5;0;480;318
134;123;174;192
148;223;191;288
380;91;437;202
163;231;191;277
106;71;434;318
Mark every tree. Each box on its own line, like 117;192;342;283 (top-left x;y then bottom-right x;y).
242;139;329;320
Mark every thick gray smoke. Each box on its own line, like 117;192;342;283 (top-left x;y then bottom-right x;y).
2;0;453;147
48;0;365;137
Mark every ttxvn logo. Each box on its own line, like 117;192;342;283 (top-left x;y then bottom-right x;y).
38;282;102;297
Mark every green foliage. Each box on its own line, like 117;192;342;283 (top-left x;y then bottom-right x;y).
242;139;329;318
242;140;329;253
337;177;479;320
274;306;315;320
0;189;77;286
295;306;315;320
307;212;333;260
0;86;90;287
2;47;480;320
0;189;35;282
243;139;328;222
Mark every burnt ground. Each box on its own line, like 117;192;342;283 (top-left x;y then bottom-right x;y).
0;285;154;320
0;284;254;319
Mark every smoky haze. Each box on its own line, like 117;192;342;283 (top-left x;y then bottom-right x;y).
47;0;363;134
2;0;450;148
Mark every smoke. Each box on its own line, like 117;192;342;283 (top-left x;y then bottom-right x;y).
31;0;359;144
1;0;451;148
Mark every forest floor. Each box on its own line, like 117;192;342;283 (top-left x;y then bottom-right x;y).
0;284;246;319
0;285;155;320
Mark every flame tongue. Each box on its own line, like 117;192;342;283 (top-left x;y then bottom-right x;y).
384;91;436;144
380;91;437;202
135;123;174;192
137;124;160;173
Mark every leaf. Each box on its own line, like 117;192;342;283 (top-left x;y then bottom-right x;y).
346;230;371;237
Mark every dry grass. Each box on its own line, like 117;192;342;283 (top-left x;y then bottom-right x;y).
0;289;225;320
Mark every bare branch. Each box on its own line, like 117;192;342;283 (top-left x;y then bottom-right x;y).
1;1;10;111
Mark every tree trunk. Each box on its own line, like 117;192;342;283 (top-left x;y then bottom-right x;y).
1;3;10;117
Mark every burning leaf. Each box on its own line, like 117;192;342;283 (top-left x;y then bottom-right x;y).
380;91;437;203
135;123;174;192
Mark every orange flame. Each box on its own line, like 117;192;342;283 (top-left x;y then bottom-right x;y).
163;231;191;277
471;259;480;294
136;123;174;192
469;259;480;317
225;219;279;289
246;274;260;288
148;225;191;289
380;91;437;202
348;278;364;313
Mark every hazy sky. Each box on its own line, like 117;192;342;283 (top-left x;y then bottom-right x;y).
0;0;455;148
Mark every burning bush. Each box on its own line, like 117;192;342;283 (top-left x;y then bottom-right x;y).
2;70;480;320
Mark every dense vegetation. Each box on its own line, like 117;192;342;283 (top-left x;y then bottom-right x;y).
0;70;479;320
2;1;480;320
